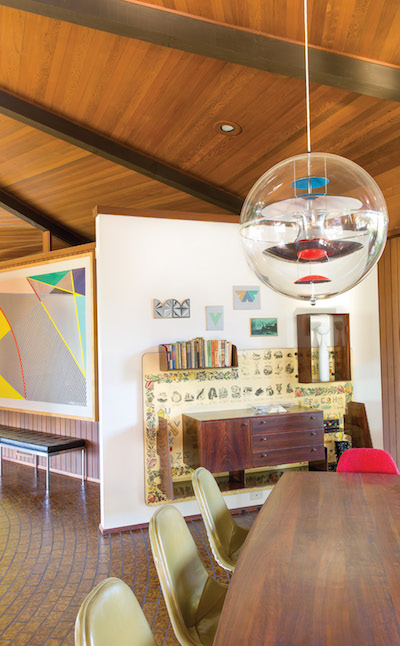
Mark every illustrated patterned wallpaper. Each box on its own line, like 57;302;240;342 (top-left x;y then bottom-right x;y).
143;349;353;505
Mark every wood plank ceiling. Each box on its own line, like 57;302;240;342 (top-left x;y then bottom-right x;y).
0;0;399;260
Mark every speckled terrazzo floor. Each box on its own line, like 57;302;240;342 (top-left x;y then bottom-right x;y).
0;460;258;645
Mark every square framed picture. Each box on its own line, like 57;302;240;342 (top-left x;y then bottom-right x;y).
233;286;260;310
250;317;278;336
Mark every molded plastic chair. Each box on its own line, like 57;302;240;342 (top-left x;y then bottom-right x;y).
149;505;228;646
191;466;249;572
337;448;400;474
75;577;157;646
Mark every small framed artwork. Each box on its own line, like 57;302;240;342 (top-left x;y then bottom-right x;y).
206;306;224;331
233;286;260;310
154;298;190;318
250;318;278;336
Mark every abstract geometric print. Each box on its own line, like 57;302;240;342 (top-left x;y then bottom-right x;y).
153;299;190;318
0;267;87;407
233;286;261;310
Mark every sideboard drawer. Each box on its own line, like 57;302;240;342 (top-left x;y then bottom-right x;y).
251;412;323;435
252;428;323;451
253;444;326;468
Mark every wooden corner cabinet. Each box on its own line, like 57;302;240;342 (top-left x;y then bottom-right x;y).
182;406;326;478
297;313;351;383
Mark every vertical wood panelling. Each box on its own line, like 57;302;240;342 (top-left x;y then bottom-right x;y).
378;238;400;465
392;239;400;464
0;410;99;480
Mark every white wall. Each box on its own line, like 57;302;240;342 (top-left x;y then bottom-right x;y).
96;214;383;530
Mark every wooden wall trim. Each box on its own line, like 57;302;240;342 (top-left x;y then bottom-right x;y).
93;205;239;223
0;242;96;272
42;230;52;253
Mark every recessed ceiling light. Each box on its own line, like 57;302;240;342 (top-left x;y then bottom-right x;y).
214;120;242;136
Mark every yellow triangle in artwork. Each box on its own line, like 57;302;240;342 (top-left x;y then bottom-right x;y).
0;374;24;399
0;310;10;341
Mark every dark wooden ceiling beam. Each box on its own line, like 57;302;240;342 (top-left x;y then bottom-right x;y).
0;187;91;245
0;90;243;214
1;0;400;102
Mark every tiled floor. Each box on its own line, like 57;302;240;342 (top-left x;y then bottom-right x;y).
0;460;258;645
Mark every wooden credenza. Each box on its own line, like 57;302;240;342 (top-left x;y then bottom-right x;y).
182;406;326;475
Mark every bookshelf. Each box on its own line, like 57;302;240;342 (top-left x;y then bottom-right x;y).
159;338;238;371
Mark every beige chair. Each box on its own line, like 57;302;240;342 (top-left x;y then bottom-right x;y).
75;577;157;646
149;505;228;646
191;467;249;572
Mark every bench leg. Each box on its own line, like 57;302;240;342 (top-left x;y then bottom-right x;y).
46;456;50;491
0;446;2;477
81;449;86;484
34;455;38;472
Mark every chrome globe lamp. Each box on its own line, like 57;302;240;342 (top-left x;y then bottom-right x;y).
240;152;388;304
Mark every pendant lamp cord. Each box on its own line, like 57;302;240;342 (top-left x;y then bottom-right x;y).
304;0;311;153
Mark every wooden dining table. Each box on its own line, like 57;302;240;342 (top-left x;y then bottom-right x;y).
213;471;400;645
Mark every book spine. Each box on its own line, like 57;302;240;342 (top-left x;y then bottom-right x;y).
226;342;232;366
191;340;195;368
167;344;172;370
179;342;183;369
212;340;216;367
178;342;182;369
171;343;176;370
221;340;225;367
182;342;187;369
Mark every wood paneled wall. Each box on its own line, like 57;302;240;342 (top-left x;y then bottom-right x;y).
378;236;400;465
0;410;99;481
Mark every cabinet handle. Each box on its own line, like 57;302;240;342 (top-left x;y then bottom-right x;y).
261;437;267;441
312;447;317;452
311;431;317;436
261;453;268;458
260;420;267;424
310;416;316;419
241;422;248;427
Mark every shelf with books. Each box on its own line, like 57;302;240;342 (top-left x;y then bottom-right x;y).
159;338;238;371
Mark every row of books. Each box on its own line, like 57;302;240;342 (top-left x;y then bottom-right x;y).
160;338;234;370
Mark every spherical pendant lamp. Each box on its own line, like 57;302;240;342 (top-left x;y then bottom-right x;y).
240;152;388;304
240;0;388;305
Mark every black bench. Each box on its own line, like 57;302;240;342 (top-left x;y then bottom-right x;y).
0;425;86;491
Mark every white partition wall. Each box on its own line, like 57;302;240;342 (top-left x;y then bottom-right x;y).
96;213;383;531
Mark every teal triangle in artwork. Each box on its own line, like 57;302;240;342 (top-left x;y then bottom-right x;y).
28;270;70;287
75;294;86;373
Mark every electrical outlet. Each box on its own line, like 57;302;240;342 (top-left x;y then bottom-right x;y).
250;491;263;501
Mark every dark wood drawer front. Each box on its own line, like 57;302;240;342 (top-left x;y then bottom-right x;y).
201;419;251;472
252;429;323;451
253;444;325;468
252;412;323;435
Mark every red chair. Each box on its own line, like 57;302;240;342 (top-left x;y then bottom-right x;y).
337;448;400;474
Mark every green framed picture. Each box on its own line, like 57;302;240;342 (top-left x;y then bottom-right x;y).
250;318;278;336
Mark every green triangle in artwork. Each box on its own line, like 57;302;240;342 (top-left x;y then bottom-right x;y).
28;270;69;287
